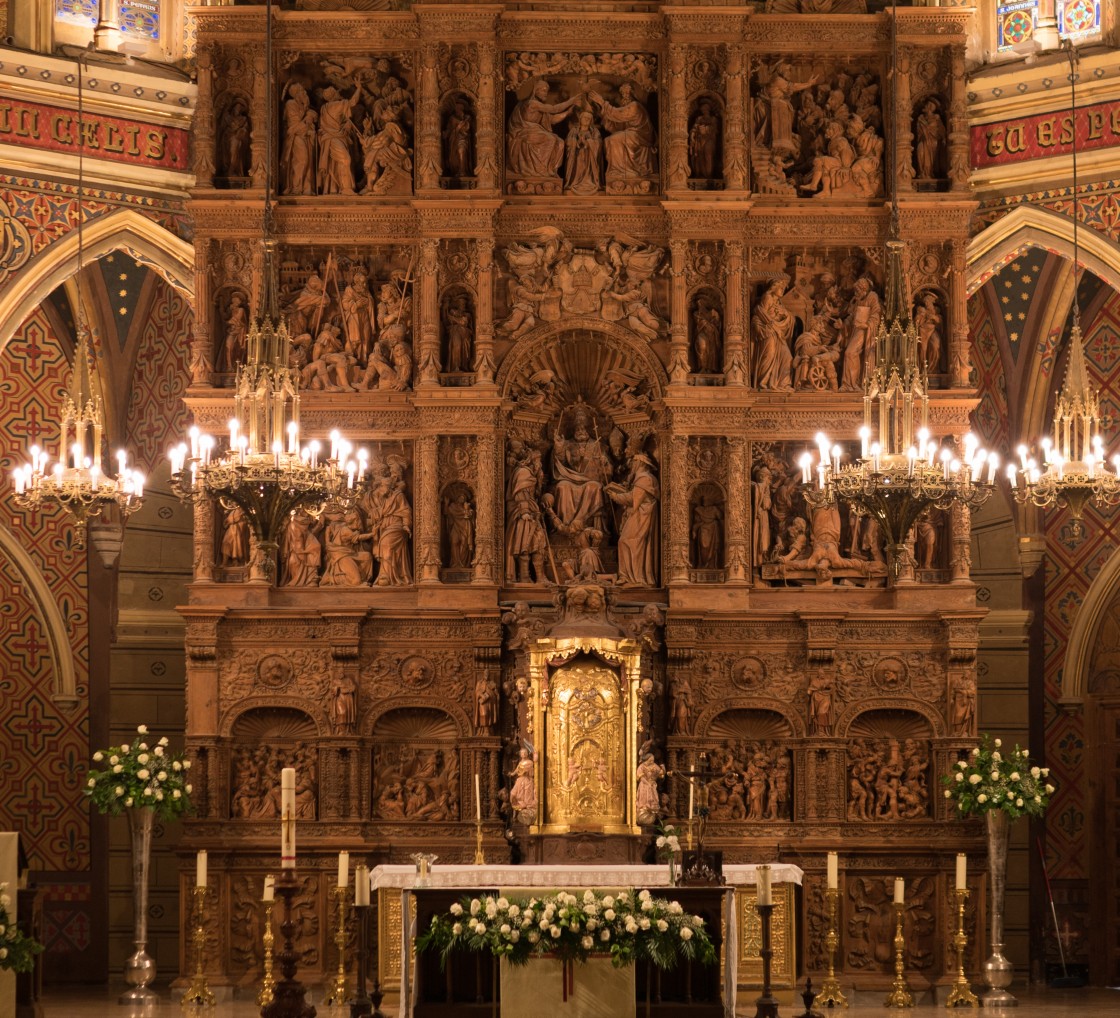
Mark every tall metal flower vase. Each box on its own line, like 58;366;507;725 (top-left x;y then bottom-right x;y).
119;807;159;1005
981;809;1016;1007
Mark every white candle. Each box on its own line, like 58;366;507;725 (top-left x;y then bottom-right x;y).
281;768;296;868
354;865;370;907
827;852;838;890
894;877;905;904
263;875;275;902
955;854;967;891
757;865;772;906
474;773;481;822
196;850;207;887
688;779;694;820
338;851;349;888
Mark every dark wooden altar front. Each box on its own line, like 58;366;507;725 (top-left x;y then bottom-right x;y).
411;886;726;1018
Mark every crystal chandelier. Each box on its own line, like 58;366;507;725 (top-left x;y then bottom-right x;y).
796;3;995;580
1008;41;1120;535
168;0;363;577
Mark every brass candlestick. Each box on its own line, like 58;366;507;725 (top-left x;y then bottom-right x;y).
181;885;216;1007
473;817;486;865
686;817;694;851
815;887;848;1008
945;888;978;1008
884;900;915;1009
258;894;276;1007
753;901;779;1018
323;885;352;1006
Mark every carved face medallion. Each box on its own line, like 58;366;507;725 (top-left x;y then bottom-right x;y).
257;655;294;689
732;656;766;690
400;656;434;690
872;657;909;691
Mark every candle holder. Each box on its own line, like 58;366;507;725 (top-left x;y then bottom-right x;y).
945;888;978;1008
258;895;276;1008
261;868;316;1018
323;884;352;1006
371;978;385;1018
884;901;915;1009
815;887;848;1008
350;900;372;1018
753;901;780;1018
473;818;486;865
180;885;216;1008
686;817;694;852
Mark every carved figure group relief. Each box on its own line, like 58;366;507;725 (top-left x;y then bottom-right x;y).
751;61;883;199
847;736;930;821
231;741;318;820
373;745;460;821
280;56;414;197
705;740;793;821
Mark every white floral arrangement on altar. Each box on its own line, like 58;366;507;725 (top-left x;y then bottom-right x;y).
941;733;1054;820
0;883;43;973
84;724;193;821
417;888;716;970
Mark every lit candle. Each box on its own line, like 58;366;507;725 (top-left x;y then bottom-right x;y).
955;854;967;891
263;875;275;902
1007;463;1018;489
354;865;370;907
287;421;298;455
281;767;296;868
474;773;481;822
799;452;812;485
688;779;694;820
196;850;207;887
189;425;200;460
338;851;349;888
827;851;838;890
859;425;870;460
272;440;282;470
893;877;905;904
757;864;772;907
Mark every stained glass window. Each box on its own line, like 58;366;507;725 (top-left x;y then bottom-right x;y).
54;0;97;28
1057;0;1101;40
121;0;160;40
996;0;1038;49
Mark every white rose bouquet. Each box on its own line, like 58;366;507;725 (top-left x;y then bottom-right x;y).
0;883;43;973
941;733;1053;820
84;725;193;821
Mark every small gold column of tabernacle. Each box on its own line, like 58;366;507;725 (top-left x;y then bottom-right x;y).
258;880;276;1007
945;888;978;1008
815;887;848;1007
323;885;352;1006
181;885;216;1007
885;900;915;1008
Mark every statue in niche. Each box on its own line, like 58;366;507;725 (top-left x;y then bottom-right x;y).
752;466;773;565
443;490;475;569
915;513;939;570
505;443;551;584
474;673;499;733
636;753;664;824
221;506;250;566
690;492;723;568
752;277;795;390
219;98;251;179
506;79;582;189
606;451;659;586
442;97;475;180
688;100;721;180
441;292;474;373
840;278;882;391
951;675;976;736
359;108;413;195
588;82;657;192
330;674;357;734
341;269;377;365
807;673;835;735
914;291;943;375
551;406;612;532
691;293;722;373
281;82;317;195
364;462;413;585
563;109;603;195
509;748;537;822
222;291;249;372
914;98;946;180
669;673;693;734
316;83;364;195
320;508;372;587
280;510;321;587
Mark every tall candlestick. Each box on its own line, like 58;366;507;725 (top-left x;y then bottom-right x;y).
474;772;481;821
355;865;370;907
338;851;349;888
281;768;296;868
955;853;967;891
757;864;772;907
894;877;905;904
196;850;207;888
827;851;839;890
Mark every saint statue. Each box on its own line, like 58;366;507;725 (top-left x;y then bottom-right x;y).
281;82;317;195
563;109;603;195
606;451;660;586
551;407;612;530
506;79;581;183
588;83;657;186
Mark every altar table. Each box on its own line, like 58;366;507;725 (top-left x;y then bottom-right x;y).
371;862;803;1018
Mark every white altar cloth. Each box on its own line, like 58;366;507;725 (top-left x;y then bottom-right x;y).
372;861;803;1018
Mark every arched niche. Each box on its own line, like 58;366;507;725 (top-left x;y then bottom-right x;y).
440;480;475;580
370;707;461;822
228;707;318;821
843;708;934;822
700;707;794;822
689;480;726;578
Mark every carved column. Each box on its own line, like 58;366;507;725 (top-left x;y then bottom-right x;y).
191;239;214;386
474;42;499;192
416;434;441;583
668;434;690;583
950;501;971;583
948;45;970;192
666;44;689;191
473;237;496;383
192;45;216;187
895;46;914;193
723;240;745;385
193;495;215;582
668;240;690;384
472;433;498;583
726;436;749;582
417;42;442;192
949;239;971;387
249;48;268;190
723;46;747;191
418;238;440;385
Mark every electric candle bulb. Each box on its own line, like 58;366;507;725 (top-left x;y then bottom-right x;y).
859;426;870;460
894;877;905;904
263;875;275;902
799;451;812;485
338;851;349;888
287;421;298;455
189;425;200;459
1007;463;1018;488
827;852;838;890
955;854;967;891
196;850;207;887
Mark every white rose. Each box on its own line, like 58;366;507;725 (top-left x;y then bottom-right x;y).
1034;795;1041;803
956;761;967;770
550;926;561;939
137;769;149;780
528;932;540;944
183;760;192;769
604;909;615;921
990;771;1000;781
121;744;130;753
159;737;169;746
656;836;667;848
1045;784;1055;794
602;896;615;908
968;774;981;785
500;924;511;935
452;923;462;935
115;786;124;796
994;738;1002;747
992;752;1001;764
154;747;164;757
157;772;167;781
1031;766;1041;778
625;920;638;934
669;902;682;915
641;900;653;912
508;905;520;918
87;778;96;788
600;929;610;941
510;930;520;942
137;725;148;735
1015;798;1023;807
185;784;192;793
138;743;148;751
680;927;693;941
944;789;952;798
586;918;597;931
1041;767;1049;777
971;747;980;756
497;897;509;910
110;756;119;765
450;903;463;916
138;754;149;765
93;751;104;762
113;765;123;774
638;889;651;901
1009;772;1020;782
155;790;164;800
143;788;153;796
540;918;550;930
569;921;579;932
657;919;668;932
470;899;481;916
124;798;133;806
977;793;988;803
582;935;593;949
955;773;963;783
475;922;487;935
0;925;5;936
173;790;181;799
485;902;497;919
0;948;7;959
172;761;182;772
